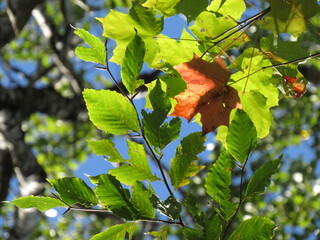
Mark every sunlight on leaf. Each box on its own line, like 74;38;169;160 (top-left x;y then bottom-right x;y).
12;196;66;211
47;177;98;207
83;89;140;135
91;222;135;240
74;28;106;66
171;55;241;135
229;216;276;240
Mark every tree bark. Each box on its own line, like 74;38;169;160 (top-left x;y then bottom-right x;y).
0;0;44;48
0;86;87;239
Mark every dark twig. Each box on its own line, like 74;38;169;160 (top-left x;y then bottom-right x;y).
230;52;320;85
100;38;185;226
200;7;271;58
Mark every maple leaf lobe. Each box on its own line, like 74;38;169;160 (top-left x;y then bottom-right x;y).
171;55;241;135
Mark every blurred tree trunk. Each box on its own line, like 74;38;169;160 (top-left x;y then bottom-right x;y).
0;0;44;48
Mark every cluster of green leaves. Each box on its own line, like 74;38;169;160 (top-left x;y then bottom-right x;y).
11;0;320;239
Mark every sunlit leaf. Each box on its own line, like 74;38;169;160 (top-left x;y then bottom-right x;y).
170;55;241;135
121;33;145;94
147;226;169;240
87;139;125;162
142;0;180;16
229;216;275;240
131;181;155;219
90;174;135;219
231;48;279;108
150;30;200;68
109;164;159;185
226;109;257;163
83;89;140;135
74;28;106;65
91;223;135;240
205;148;236;220
97;2;162;64
190;0;245;42
239;90;273;138
207;0;245;20
12;196;66;211
47;177;97;207
109;140;159;184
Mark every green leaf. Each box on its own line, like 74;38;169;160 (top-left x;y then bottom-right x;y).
90;174;136;220
205;213;222;240
109;140;159;185
83;89;140;135
160;70;187;98
226;109;257;164
184;193;204;224
150;30;200;68
162;195;181;220
74;28;106;65
147;226;169;240
175;0;208;23
150;194;181;220
87;139;125;162
121;33;145;95
169;132;206;189
91;223;135;240
231;48;279;108
12;196;66;211
97;2;162;65
47;177;97;207
131;181;155;219
207;0;245;20
190;0;245;42
260;35;309;62
109;164;159;185
142;0;180;17
182;227;204;240
260;0;320;36
146;79;172;124
246;155;282;197
205;148;236;220
142;80;181;150
127;140;149;169
239;90;273;138
229;216;276;240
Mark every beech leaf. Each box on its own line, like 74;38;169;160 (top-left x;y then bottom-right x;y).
171;55;242;135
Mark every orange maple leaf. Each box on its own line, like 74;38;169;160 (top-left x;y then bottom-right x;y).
170;55;242;135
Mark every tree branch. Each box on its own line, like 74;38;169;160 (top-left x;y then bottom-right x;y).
0;0;44;48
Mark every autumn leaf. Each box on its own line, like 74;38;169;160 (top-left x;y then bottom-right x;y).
170;55;241;135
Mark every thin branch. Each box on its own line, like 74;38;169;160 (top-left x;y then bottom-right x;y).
100;39;185;226
230;52;320;85
52;193;182;225
200;7;271;58
102;39;174;196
